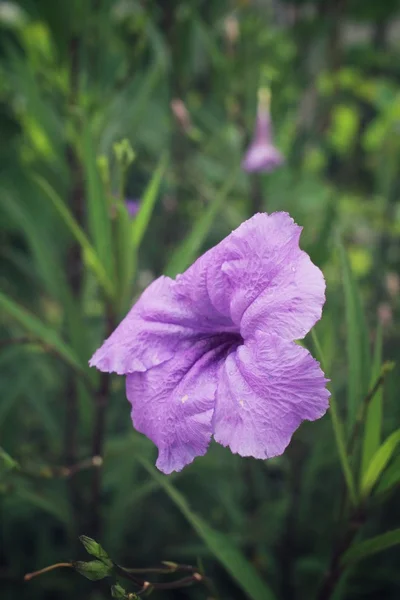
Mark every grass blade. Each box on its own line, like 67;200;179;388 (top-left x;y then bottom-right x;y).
311;329;357;505
33;175;114;298
0;291;82;372
132;153;168;249
341;528;400;565
82;124;115;284
361;428;400;497
361;323;383;479
338;239;370;432
165;168;240;277
137;457;277;600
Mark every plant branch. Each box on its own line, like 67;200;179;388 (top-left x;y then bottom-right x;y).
316;507;366;600
347;362;393;455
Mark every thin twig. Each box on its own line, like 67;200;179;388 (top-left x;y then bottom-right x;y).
89;307;115;537
24;563;73;581
316;508;366;600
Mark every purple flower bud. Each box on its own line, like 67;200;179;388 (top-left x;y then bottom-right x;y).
125;198;140;218
242;89;284;173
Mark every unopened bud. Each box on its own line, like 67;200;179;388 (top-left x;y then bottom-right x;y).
111;583;127;599
171;99;192;132
79;536;112;566
73;560;112;581
224;15;239;45
92;455;103;468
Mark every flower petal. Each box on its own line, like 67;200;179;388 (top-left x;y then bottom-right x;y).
213;332;330;459
89;276;204;375
127;336;232;474
174;213;325;341
220;212;325;339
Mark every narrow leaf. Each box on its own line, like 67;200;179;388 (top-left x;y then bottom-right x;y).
137;457;277;600
132;153;168;249
0;291;82;372
311;329;357;505
33;175;114;298
375;455;400;496
165;168;240;277
341;529;400;565
82;124;115;283
361;323;383;478
361;428;400;497
338;239;370;432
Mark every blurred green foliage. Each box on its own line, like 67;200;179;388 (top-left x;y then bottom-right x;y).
1;0;400;599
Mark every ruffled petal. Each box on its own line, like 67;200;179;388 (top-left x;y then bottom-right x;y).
213;332;330;459
127;335;233;474
173;213;325;341
89;276;203;375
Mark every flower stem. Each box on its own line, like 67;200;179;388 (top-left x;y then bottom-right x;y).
24;563;73;581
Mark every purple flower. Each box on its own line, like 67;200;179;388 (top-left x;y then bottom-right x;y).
125;198;140;218
90;212;329;474
242;88;284;173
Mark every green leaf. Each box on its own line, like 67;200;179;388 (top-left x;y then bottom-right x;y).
33;175;114;298
111;583;129;599
0;447;20;471
361;428;400;497
165;168;240;277
311;329;357;505
375;455;400;496
82;124;115;284
137;457;277;600
73;560;112;581
132;153;168;250
0;291;82;372
361;323;383;479
338;239;370;432
341;529;400;565
16;488;72;528
79;536;112;567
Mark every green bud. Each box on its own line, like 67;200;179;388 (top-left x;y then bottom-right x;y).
111;583;127;599
0;447;20;471
79;535;112;567
113;139;136;170
97;155;110;188
73;560;112;581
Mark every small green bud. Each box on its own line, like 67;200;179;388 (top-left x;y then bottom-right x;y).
113;139;136;170
73;560;112;581
97;155;110;188
0;447;20;471
79;535;112;567
111;583;127;599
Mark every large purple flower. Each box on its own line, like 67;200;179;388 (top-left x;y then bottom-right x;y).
90;212;329;474
242;88;284;173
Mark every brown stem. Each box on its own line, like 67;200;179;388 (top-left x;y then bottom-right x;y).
89;308;115;538
347;365;391;456
316;508;366;600
114;563;206;594
24;563;73;581
250;175;263;214
65;33;84;533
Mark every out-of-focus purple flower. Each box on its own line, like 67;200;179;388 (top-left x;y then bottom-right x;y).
125;198;140;218
242;88;284;173
90;212;329;474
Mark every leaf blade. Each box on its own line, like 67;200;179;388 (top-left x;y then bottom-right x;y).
137;457;277;600
341;529;400;565
361;428;400;497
